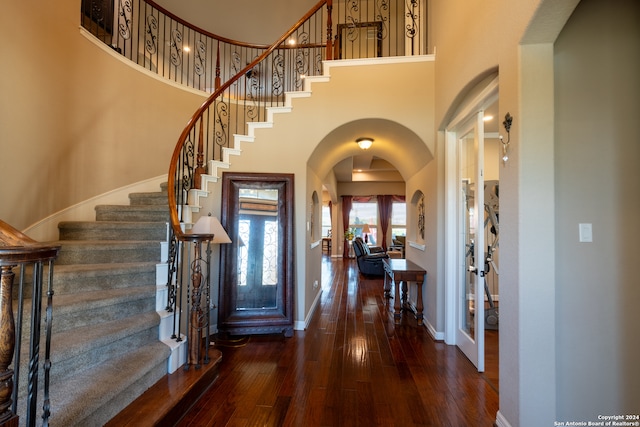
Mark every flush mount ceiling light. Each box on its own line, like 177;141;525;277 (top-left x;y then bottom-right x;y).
356;137;374;150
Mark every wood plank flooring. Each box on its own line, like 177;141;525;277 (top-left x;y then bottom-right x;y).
177;257;499;426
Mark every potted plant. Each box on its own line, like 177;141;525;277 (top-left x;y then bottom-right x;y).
344;227;354;241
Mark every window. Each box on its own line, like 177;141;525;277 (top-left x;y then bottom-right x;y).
322;205;331;237
349;202;378;244
391;202;406;238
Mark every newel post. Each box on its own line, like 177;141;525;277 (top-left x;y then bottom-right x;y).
0;266;16;426
182;234;213;370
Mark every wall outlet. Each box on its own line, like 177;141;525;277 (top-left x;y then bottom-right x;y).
313;280;319;289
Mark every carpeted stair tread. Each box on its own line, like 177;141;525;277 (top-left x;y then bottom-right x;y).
58;221;167;241
50;311;160;365
17;312;161;390
129;191;168;206
51;262;158;294
55;240;161;265
17;285;157;335
47;341;170;427
13;262;157;298
53;286;156;331
95;204;169;222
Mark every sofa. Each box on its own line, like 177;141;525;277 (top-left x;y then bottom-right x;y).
352;237;389;276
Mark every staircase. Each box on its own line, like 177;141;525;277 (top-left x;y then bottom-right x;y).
17;184;175;426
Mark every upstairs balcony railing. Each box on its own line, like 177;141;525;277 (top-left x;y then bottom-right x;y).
81;0;427;93
81;0;427;369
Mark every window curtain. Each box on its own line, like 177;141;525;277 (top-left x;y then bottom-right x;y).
341;196;352;258
328;201;332;236
377;195;393;250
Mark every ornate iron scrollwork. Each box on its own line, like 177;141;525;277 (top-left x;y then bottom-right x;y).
145;15;158;55
170;29;183;67
181;137;195;203
294;33;310;91
405;0;419;39
194;40;206;76
375;0;389;40
118;0;132;40
214;101;229;147
166;228;178;314
272;53;285;97
246;59;262;120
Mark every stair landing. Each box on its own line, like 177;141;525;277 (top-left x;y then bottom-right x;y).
105;347;222;426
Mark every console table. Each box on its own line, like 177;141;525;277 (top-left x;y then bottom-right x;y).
382;258;427;325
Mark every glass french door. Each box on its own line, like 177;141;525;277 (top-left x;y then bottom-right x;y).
456;111;485;371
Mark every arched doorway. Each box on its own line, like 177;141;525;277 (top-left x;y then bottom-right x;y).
444;74;500;382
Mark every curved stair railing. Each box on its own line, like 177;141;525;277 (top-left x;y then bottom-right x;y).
166;0;332;367
0;220;60;426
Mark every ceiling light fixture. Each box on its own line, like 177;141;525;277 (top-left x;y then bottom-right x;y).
356;137;374;150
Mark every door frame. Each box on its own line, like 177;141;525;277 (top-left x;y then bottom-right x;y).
443;77;498;354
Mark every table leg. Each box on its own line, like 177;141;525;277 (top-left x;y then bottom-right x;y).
393;279;401;323
401;281;408;308
384;270;391;298
416;279;424;325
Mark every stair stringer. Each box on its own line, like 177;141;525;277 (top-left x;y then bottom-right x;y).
183;75;331;215
154;224;188;374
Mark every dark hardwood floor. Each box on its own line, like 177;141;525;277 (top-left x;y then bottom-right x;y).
175;256;499;426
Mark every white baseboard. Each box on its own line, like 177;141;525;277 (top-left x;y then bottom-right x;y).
495;411;512;427
424;319;445;341
295;288;323;330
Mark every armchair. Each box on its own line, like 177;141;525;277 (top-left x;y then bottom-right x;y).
352;237;389;276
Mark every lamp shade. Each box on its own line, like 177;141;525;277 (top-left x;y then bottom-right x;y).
190;215;232;244
362;224;371;233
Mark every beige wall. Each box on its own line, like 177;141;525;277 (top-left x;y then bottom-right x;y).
4;1;638;425
554;0;640;418
204;58;434;331
0;1;206;231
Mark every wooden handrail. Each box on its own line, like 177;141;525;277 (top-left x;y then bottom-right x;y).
0;220;60;262
167;0;329;240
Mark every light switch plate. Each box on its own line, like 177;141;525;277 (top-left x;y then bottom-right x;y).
579;223;593;242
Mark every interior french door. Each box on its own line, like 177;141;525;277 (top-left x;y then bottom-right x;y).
455;111;485;371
